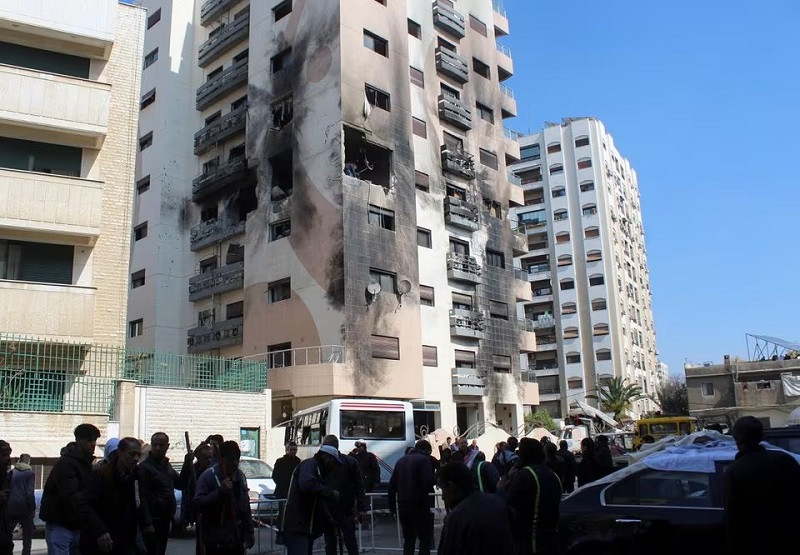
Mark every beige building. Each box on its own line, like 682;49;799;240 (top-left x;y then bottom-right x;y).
0;0;145;458
129;0;538;437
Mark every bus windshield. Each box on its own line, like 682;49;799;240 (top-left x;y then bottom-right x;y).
339;410;406;440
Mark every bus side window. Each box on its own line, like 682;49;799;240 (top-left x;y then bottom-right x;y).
638;424;648;436
679;422;690;435
320;409;328;437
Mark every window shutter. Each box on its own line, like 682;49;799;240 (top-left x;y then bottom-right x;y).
451;292;472;307
492;354;511;369
455;350;476;364
371;335;400;360
489;300;508;318
422;345;438;367
419;285;434;304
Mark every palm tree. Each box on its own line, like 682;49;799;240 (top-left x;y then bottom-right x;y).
599;377;645;421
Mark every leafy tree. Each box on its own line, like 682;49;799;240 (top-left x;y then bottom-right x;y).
656;376;689;416
599;377;645;421
524;409;558;432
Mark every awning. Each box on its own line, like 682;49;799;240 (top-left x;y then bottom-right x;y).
575;400;618;428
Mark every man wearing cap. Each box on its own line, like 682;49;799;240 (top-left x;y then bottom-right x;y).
350;440;380;493
281;444;341;555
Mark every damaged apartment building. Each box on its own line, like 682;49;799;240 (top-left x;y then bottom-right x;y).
128;0;539;436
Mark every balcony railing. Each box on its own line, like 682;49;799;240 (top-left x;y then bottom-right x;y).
438;94;472;130
521;370;537;383
441;145;475;180
532;362;559;371
435;46;469;83
493;1;507;17
446;252;481;284
531;315;556;329
452;367;486;397
198;10;250;68
513;267;528;281
532;287;553;297
192;155;249;201
449;309;486;339
187;317;243;353
504;127;521;140
507;171;522;186
188;261;244;302
500;84;514;99
433;0;466;38
200;0;239;25
527;263;551;275
190;218;245;251
528;241;548;251
444;196;479;231
519;219;547;231
251;345;345;369
496;43;512;57
196;58;248;110
194;106;247;155
515;318;536;332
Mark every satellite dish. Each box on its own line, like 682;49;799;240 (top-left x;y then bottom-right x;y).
367;282;381;295
397;280;411;295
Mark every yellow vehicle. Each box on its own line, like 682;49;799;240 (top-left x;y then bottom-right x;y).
633;416;699;449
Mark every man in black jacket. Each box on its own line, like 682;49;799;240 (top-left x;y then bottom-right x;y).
0;440;13;555
40;423;101;555
273;442;301;500
724;416;800;555
388;440;435;555
321;436;366;555
350;441;380;493
138;432;194;555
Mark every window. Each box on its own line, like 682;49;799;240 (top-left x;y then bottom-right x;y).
587;249;602;262
469;14;487;36
451;292;472;311
270;219;291;241
473;57;490;79
412;117;427;138
147;8;161;29
134;222;148;241
131;270;146;289
0;41;90;79
552;187;566;198
563;327;579;339
423;345;438;367
365;84;390;111
557;254;572;267
410;66;424;88
341;410;406;441
476;102;494;124
554;209;568;221
562;302;577;315
129;319;144;337
268;342;293;367
549;164;563;175
560;279;574;291
369;268;396;294
585;227;600;239
566;352;581;364
271;48;292;73
438;36;456;52
520;144;541;161
136;175;150;195
701;382;715;397
580;181;595;192
589;274;604;286
485;248;505;269
582;204;598;217
449;238;469;255
0;239;74;284
479;149;498;170
140;88;156;110
596;349;612;361
594;323;610;336
363;30;388;56
200;205;218;222
368;205;395;230
591;298;607;311
455;349;476;368
226;301;243;319
267;278;291;303
519;167;542;185
417;228;432;248
415;170;430;192
605;470;712;508
139;132;153;151
492;354;512;373
271;95;293;128
273;0;292;21
489;300;508;319
270;149;293;200
371;335;400;360
441;83;460;100
575;136;590;148
484;198;501;218
568;377;584;390
547;143;561;154
408;19;422;39
143;48;158;68
556;232;570;244
419;285;434;306
577;158;592;169
200;256;217;273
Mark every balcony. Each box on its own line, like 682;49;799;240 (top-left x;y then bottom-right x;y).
500;84;517;118
532;286;553;300
446;252;481;284
496;42;514;80
187;317;243;353
198;10;250;68
450;308;486;340
0;281;95;343
190;218;245;251
452;367;486;397
441;145;475;180
200;0;239;25
507;220;527;255
0;168;102;246
526;263;551;277
443;196;479;231
532;315;556;329
435;46;469;83
438;95;472;130
196;58;248;110
432;0;466;38
188;261;244;302
503;127;521;161
0;64;110;149
520;371;540;404
192;155;250;202
518;319;537;352
492;1;510;37
511;268;532;301
194;106;247;155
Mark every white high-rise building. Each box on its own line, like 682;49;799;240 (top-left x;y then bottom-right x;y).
511;117;659;420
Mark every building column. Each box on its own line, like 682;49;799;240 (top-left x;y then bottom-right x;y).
115;379;138;438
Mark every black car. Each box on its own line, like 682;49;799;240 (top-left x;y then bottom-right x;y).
559;445;735;555
762;425;800;455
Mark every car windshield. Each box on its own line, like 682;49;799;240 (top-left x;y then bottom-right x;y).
239;459;273;479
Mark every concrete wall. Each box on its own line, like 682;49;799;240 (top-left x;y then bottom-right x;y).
0;411;108;459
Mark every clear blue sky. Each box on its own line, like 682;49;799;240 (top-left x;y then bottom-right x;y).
502;0;800;377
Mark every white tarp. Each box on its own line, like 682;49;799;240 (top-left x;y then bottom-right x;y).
781;373;800;397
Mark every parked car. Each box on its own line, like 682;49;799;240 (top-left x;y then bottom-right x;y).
762;425;800;455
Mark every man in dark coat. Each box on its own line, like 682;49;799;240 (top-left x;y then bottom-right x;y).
194;441;254;555
469;453;500;493
321;436;366;555
437;462;514;555
40;423;101;555
724;416;800;555
6;453;35;555
0;440;13;555
80;437;153;555
137;432;193;555
388;440;436;555
272;442;301;500
350;441;381;492
502;438;562;555
557;441;577;493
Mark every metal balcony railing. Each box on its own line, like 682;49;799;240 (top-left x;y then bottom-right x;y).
496;43;512;57
532;287;553;297
444;196;479;231
188;262;244;302
527;263;551;275
446;252;481;283
246;345;346;369
492;1;507;17
432;0;466;38
192;155;249;201
504;127;521;140
198;10;249;68
435;46;469;83
194;106;247;155
451;367;486;396
187;317;243;353
515;318;536;332
200;0;239;26
196;58;248;110
507;170;522;186
440;145;475;180
190;218;246;251
500;84;514;98
513;267;528;281
449;309;486;339
438;94;472;130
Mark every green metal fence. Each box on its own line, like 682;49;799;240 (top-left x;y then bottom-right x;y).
0;334;268;415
